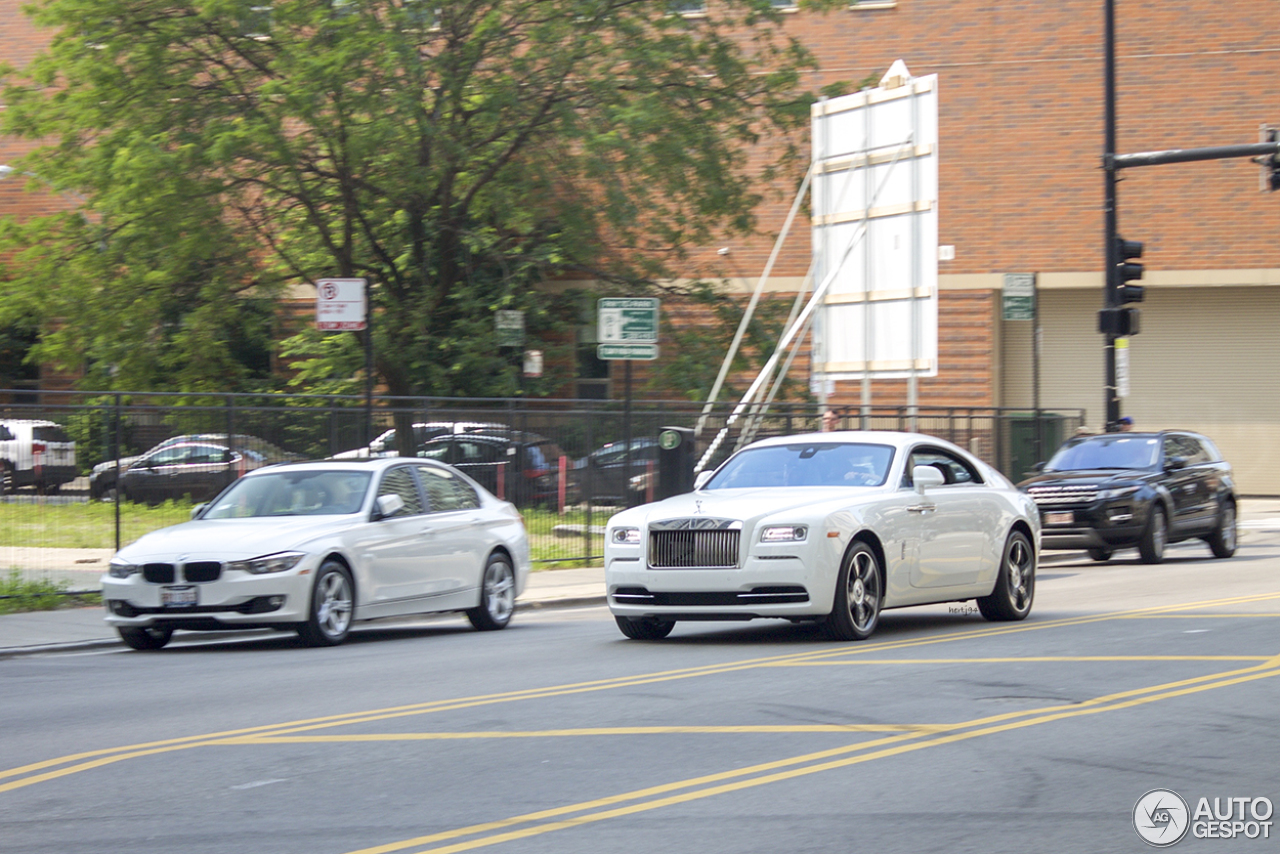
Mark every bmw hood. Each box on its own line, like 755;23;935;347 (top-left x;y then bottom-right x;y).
115;517;358;562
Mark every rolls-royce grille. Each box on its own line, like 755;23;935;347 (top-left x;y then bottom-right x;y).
648;529;740;569
1026;484;1100;505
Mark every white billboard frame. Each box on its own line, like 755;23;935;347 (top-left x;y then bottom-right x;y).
810;64;939;387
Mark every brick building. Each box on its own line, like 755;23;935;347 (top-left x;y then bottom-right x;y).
662;0;1279;491
2;1;1278;489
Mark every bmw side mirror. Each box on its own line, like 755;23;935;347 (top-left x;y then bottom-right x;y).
190;503;207;520
373;493;405;520
694;470;714;491
912;465;946;494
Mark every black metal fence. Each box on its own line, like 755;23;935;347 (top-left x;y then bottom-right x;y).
0;390;1083;589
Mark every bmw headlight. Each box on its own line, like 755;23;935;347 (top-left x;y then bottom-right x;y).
761;525;808;543
227;552;307;575
1097;485;1141;501
108;559;139;578
611;527;641;545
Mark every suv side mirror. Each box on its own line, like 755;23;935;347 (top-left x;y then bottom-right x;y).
912;465;946;494
1165;456;1188;471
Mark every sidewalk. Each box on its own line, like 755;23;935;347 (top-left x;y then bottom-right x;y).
5;498;1279;656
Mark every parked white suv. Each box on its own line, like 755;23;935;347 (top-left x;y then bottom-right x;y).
0;419;78;493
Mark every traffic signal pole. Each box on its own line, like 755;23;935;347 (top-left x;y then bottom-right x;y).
1103;0;1120;431
1102;0;1279;432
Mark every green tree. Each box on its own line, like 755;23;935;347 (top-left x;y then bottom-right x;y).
0;0;846;398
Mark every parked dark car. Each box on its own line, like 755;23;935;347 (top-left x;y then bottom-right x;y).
416;430;568;507
92;434;297;500
1018;430;1236;563
332;421;505;459
117;438;296;505
573;437;659;504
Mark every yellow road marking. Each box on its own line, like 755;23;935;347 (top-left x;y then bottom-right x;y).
4;590;1279;795
342;654;1280;854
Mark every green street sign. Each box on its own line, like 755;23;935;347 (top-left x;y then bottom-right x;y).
494;310;525;347
598;297;659;344
658;429;683;450
1002;273;1037;321
597;343;659;361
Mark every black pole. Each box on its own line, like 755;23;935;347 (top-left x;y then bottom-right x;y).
364;279;374;447
113;392;121;553
623;360;633;507
1103;0;1121;432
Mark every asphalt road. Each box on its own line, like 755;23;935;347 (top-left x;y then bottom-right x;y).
3;532;1280;854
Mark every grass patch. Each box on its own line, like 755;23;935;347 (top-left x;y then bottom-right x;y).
0;571;101;614
0;499;618;566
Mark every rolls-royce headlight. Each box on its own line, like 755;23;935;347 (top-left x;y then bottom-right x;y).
611;527;641;545
108;559;140;578
227;552;306;575
761;525;808;543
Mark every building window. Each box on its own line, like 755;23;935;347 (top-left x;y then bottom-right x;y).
576;324;610;400
670;1;706;15
241;4;273;40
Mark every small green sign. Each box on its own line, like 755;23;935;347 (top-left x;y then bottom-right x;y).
598;343;659;361
1002;273;1037;321
659;429;683;450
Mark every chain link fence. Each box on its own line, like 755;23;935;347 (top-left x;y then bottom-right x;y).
0;390;1083;593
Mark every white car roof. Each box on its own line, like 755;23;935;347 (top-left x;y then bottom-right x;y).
741;430;960;452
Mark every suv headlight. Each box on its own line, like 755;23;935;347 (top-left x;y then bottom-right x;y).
227;552;306;575
108;559;139;578
761;525;808;543
611;527;641;545
1097;485;1141;501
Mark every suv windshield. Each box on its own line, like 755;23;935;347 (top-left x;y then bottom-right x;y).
203;469;372;518
706;442;894;489
1045;435;1160;472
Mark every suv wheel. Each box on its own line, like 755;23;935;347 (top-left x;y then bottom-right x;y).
1205;501;1237;559
1139;505;1167;564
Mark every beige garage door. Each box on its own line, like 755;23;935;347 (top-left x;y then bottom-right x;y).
1001;285;1280;495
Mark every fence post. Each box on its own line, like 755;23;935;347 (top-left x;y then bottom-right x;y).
113;393;122;553
583;406;593;566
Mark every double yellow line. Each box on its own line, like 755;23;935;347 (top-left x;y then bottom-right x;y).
337;650;1280;854
3;589;1279;849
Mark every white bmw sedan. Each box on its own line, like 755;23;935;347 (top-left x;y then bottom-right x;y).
605;431;1039;641
102;458;529;649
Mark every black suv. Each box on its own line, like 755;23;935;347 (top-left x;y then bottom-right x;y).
1018;431;1236;563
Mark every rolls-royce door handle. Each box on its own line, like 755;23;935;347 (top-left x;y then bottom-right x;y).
907;503;936;514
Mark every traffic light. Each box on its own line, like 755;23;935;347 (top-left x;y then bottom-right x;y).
1263;127;1280;192
1115;237;1144;303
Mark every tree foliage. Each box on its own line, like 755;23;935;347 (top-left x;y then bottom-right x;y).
0;0;845;396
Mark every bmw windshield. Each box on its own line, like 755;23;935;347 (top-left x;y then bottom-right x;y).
203;469;373;518
1045;435;1160;472
705;442;895;489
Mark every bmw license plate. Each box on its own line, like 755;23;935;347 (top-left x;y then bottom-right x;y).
161;586;198;607
1044;511;1074;526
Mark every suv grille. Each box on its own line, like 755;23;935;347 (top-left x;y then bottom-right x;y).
648;529;740;569
1026;484;1100;505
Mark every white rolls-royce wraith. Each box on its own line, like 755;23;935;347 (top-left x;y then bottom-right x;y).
604;431;1040;641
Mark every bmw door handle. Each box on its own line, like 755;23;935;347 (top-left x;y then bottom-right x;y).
907;504;936;514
